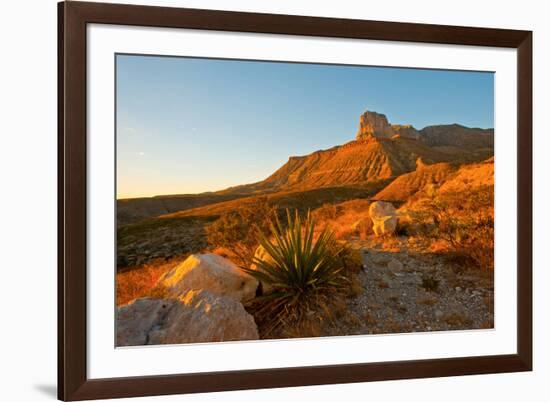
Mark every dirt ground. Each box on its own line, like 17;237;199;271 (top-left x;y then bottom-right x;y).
323;236;494;336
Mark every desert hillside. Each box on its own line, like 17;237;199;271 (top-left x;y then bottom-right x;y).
117;110;493;225
116;109;494;344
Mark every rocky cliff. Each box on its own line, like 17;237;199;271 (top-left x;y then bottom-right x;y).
356;111;421;141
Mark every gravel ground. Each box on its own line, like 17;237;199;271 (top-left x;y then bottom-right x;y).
323;236;494;336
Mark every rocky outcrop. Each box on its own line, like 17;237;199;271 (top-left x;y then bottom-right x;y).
369;201;397;236
156;254;258;302
392;124;421;140
357;111;396;140
356;111;420;141
116;290;259;346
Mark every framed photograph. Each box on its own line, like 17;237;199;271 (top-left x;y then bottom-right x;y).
58;1;532;400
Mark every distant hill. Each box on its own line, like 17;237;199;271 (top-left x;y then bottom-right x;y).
117;109;494;225
161;183;389;220
419;124;494;150
117;193;246;226
225;111;492;194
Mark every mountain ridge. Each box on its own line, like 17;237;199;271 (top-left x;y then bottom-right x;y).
117;110;494;225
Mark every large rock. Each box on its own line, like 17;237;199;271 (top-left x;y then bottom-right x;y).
156;254;258;302
116;290;259;346
357;111;395;140
356;111;420;141
369;201;397;236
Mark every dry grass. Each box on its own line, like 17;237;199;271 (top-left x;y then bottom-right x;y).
376;317;414;334
417;297;438;306
480;318;495;329
347;276;364;297
253;292;348;339
442;312;473;327
364;312;377;326
312;199;373;240
409;185;494;270
420;275;440;292
116;257;185;306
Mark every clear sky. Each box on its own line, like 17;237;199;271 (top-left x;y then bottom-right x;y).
116;54;494;199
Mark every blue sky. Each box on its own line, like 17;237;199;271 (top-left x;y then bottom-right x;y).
116;55;494;199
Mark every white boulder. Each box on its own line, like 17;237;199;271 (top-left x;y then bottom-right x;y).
369;201;397;236
156;254;258;302
116;290;259;346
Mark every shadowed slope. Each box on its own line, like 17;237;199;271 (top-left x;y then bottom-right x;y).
419;124;494;150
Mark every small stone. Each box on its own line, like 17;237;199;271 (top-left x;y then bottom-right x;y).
455;287;462;292
435;310;444;319
387;258;404;271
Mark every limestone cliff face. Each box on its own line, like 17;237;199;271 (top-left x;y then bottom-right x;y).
356;111;395;140
356;111;420;141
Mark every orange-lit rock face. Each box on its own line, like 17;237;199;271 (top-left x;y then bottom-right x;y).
357;111;395;140
356;111;420;141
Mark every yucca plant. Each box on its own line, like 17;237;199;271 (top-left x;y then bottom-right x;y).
242;209;346;336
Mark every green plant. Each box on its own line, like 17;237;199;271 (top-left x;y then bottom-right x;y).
242;209;346;336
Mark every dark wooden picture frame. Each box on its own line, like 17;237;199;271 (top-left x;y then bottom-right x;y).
58;1;532;400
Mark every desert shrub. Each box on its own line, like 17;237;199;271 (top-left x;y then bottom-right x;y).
414;185;494;270
336;245;365;297
206;198;276;267
242;209;346;336
312;199;373;241
339;199;371;213
420;274;440;292
395;217;413;236
312;203;340;221
417;297;437;306
442;312;473;327
116;258;181;306
337;244;363;274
